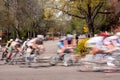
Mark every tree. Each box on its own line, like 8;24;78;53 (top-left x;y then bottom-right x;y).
47;0;111;36
1;0;46;39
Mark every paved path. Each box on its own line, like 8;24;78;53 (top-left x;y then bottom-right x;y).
0;40;120;80
42;40;59;58
0;63;120;80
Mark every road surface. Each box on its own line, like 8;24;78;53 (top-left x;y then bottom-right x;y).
0;40;120;80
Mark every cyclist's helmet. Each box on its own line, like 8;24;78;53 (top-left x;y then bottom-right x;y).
99;32;109;38
37;35;44;40
15;38;19;42
60;37;66;42
67;34;74;39
10;39;13;42
66;34;74;44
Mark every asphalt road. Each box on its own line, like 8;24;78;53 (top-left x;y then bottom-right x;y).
0;40;120;80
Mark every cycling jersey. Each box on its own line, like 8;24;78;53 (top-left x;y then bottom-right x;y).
27;38;37;46
58;41;64;48
86;36;104;49
103;36;120;46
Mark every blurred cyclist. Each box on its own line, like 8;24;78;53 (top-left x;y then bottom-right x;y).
1;39;13;60
103;32;120;47
84;32;111;62
86;32;109;55
25;35;45;64
6;38;21;62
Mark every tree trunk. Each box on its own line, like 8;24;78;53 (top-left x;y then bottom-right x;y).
88;22;94;37
15;19;20;38
87;3;94;37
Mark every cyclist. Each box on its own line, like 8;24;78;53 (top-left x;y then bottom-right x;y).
57;37;66;59
58;34;75;66
85;32;109;61
25;35;45;64
103;32;120;67
1;39;13;60
6;38;21;62
21;38;30;55
58;34;75;57
104;32;120;47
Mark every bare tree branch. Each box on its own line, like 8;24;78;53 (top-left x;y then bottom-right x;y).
77;5;88;17
54;7;85;19
98;11;114;14
92;2;103;20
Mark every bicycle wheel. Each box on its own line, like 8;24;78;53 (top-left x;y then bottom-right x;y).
49;53;59;66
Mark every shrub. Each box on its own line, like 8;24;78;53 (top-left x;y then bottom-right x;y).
75;38;89;55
